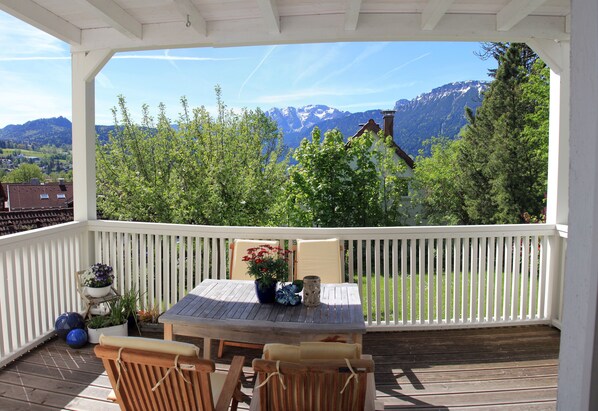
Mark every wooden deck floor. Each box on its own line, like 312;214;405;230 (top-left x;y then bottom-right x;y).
0;325;560;410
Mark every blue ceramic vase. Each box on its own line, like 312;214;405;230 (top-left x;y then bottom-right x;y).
255;280;277;303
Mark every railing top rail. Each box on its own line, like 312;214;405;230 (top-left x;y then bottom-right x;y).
0;221;87;249
88;220;557;238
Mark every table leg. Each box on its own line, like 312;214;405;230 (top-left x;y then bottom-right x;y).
203;337;212;359
164;323;174;341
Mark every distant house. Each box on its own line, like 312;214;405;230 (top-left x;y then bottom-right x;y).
0;180;73;211
0;180;74;235
349;110;418;223
350;110;415;170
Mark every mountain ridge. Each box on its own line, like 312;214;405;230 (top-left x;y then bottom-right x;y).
0;80;488;156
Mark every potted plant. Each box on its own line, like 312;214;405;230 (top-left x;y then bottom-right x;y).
243;244;291;303
83;263;114;298
120;286;142;333
87;297;128;343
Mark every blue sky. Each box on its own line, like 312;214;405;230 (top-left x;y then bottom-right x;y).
0;11;495;128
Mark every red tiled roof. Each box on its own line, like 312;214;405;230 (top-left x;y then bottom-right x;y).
3;182;73;211
0;208;74;236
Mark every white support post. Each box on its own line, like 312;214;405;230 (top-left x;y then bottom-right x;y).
528;39;570;326
71;49;113;266
557;0;598;409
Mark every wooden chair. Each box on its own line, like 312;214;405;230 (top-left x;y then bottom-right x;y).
95;335;245;411
250;342;377;411
295;238;344;284
251;358;375;411
217;239;280;358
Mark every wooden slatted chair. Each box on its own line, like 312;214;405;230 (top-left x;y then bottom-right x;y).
95;335;245;411
295;238;344;284
217;239;280;358
250;342;375;411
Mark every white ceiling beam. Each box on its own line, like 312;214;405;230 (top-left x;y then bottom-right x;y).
421;0;455;31
86;0;142;40
73;13;569;53
497;0;547;31
256;0;280;34
0;0;80;44
172;0;206;37
528;39;568;74
344;0;362;31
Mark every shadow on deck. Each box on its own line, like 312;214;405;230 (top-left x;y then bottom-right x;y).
0;325;560;410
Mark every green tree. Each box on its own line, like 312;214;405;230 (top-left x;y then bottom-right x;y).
459;43;548;224
281;128;407;227
412;137;468;225
96;87;288;225
3;163;45;183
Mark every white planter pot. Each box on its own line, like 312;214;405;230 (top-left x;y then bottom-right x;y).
86;285;112;298
87;322;128;344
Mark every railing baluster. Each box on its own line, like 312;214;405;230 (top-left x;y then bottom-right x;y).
357;239;363;304
538;236;548;318
348;240;355;284
436;238;442;324
462;237;469;323
418;239;424;324
478;237;486;322
445;237;451;323
454;238;461;324
409;239;416;325
374;239;381;325
486;236;495;322
530;235;539;319
427;238;433;324
401;239;407;325
365;239;372;326
470;237;478;323
495;237;504;321
392;238;399;325
170;235;177;308
521;236;530;320
384;240;390;325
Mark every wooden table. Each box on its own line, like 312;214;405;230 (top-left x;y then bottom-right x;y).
159;279;366;359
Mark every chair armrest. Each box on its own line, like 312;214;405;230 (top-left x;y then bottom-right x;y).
215;355;245;411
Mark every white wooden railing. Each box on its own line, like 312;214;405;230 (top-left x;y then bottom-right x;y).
0;220;565;367
0;222;87;368
88;221;562;330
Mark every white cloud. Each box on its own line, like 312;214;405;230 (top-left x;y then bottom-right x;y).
377;53;431;82
0;13;68;58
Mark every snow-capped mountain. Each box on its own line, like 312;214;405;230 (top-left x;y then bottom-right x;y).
266;105;349;136
267;80;488;156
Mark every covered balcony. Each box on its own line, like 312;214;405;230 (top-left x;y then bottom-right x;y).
0;0;594;410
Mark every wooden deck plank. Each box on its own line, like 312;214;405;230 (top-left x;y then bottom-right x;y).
0;325;559;410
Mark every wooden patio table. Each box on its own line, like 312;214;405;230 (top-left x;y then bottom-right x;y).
159;279;366;359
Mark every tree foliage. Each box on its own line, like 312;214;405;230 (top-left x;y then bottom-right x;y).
279;128;408;227
96;87;289;225
3;163;45;183
413;43;549;225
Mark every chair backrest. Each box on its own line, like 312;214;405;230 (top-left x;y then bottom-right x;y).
94;336;217;411
252;358;374;411
295;238;343;283
230;239;280;280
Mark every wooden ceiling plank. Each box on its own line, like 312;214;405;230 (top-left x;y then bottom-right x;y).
0;0;81;44
421;0;455;31
256;0;280;34
344;0;362;31
85;0;142;39
497;0;548;31
171;0;207;37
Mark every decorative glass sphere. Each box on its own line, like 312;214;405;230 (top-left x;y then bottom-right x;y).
66;329;88;349
54;312;86;339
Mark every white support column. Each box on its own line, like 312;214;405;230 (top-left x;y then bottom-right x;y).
528;39;570;325
71;49;113;265
557;0;598;409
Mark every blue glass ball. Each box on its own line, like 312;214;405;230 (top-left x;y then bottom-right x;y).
54;312;86;339
66;329;88;349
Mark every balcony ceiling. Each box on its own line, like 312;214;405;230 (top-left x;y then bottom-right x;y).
0;0;570;53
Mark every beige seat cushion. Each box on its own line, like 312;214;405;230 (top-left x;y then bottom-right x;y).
231;239;280;280
263;343;301;362
263;342;361;362
99;335;200;357
296;238;342;284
